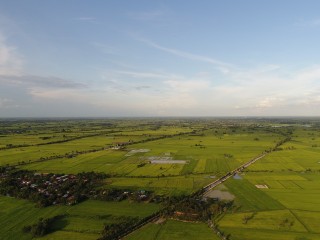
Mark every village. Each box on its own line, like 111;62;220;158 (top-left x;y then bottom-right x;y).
0;167;152;207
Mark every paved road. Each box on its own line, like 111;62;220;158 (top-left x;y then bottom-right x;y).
202;153;267;196
201;137;291;196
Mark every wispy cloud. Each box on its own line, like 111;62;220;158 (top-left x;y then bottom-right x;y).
295;18;320;27
0;74;86;89
136;37;234;71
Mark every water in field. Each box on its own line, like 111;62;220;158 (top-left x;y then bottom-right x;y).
233;173;242;179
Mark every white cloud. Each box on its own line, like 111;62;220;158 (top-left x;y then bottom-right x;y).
0;32;23;75
256;97;284;109
210;64;320;114
1;24;320;116
97;62;320;116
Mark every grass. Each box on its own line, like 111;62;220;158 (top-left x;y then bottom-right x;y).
0;196;70;240
218;227;320;240
40;231;97;240
0;134;151;166
219;210;307;232
266;188;320;211
108;175;213;195
19;129;281;178
224;178;285;211
125;219;220;240
68;200;159;218
291;210;320;233
217;127;320;239
0;196;159;240
3;119;320;240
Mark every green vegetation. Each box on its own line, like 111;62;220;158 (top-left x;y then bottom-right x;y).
0;196;159;240
217;125;320;240
125;219;220;240
1;118;320;239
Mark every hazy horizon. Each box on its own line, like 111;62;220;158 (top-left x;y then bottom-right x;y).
1;1;320;117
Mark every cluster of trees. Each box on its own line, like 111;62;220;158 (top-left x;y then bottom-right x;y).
0;166;11;174
22;215;64;237
96;194;235;240
161;195;234;222
0;169;108;207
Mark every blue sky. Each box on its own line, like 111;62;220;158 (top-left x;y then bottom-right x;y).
1;0;320;117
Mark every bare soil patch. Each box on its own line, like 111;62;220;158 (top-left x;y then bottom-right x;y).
204;189;235;200
148;156;187;164
125;149;150;156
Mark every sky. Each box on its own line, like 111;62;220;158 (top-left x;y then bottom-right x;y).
1;0;320;117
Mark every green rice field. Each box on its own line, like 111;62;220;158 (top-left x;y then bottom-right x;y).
1;118;320;239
